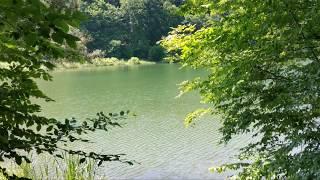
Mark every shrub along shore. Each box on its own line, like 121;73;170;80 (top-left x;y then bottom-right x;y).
0;57;157;72
54;57;156;70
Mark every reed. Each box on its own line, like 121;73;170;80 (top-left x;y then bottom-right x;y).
1;154;106;180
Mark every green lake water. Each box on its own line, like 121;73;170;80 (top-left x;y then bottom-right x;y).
38;64;250;179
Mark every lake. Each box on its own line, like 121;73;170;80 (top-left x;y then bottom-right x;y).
38;64;250;179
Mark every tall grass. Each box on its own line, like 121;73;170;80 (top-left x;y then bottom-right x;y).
63;154;97;180
1;154;106;180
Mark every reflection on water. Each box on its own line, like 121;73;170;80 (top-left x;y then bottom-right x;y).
38;64;250;179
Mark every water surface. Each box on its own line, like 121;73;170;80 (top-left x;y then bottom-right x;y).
38;64;249;179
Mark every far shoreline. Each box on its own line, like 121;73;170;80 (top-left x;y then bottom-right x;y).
0;57;173;73
53;59;157;71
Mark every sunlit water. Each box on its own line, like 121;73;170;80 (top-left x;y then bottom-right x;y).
38;64;250;179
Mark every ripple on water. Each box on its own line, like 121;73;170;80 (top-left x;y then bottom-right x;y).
37;64;252;179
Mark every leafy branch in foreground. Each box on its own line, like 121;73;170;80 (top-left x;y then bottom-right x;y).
162;0;320;179
0;0;132;179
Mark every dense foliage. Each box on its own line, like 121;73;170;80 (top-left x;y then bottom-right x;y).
82;0;183;61
0;0;130;179
162;0;320;178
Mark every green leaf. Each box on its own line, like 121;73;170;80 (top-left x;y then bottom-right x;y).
36;124;41;131
46;125;53;132
15;156;22;165
98;160;103;167
0;135;8;144
51;31;64;44
64;34;80;48
79;158;86;164
53;19;69;33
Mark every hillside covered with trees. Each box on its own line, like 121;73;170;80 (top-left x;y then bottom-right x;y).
82;0;183;61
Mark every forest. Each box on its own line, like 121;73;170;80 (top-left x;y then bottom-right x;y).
0;0;319;179
52;0;186;64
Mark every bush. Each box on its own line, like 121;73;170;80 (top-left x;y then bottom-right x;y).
107;40;123;58
148;45;165;61
87;49;106;59
91;57;120;66
128;57;141;65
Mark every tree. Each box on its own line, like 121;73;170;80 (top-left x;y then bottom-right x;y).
148;45;166;62
162;0;320;179
0;0;131;179
82;0;182;60
82;0;128;57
